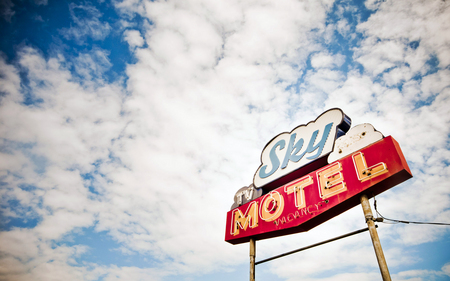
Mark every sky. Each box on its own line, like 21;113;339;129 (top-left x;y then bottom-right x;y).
0;0;449;280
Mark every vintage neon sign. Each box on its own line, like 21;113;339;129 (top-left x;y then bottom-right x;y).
254;108;351;191
226;135;412;244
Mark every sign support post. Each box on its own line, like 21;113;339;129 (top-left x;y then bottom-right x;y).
360;194;392;281
250;238;256;281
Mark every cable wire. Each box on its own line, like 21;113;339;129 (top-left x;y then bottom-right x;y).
373;197;450;226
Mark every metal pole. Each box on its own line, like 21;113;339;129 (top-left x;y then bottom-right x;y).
255;226;372;265
250;238;256;281
360;194;392;281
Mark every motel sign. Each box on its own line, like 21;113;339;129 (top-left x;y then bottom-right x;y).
225;109;412;244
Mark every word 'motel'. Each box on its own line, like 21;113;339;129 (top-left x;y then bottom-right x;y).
231;150;386;236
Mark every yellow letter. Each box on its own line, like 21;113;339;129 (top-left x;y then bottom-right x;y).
352;152;388;182
259;191;285;222
284;176;313;209
316;162;346;199
231;201;259;236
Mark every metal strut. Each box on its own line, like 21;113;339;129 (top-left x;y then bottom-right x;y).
255;226;374;265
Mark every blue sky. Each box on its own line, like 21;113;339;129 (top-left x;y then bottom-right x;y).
1;0;450;280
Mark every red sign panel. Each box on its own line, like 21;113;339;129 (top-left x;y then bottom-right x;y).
225;136;412;244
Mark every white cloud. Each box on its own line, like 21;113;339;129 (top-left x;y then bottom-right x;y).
0;44;126;279
442;262;450;277
1;0;450;281
123;30;145;48
336;18;350;37
365;0;383;10
393;268;448;281
0;0;15;22
0;55;21;103
1;0;337;277
382;66;413;87
60;3;111;44
356;0;450;73
99;0;450;278
311;52;346;69
354;39;405;77
33;0;48;5
73;47;113;81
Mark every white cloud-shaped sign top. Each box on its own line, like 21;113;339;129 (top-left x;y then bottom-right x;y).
253;108;351;189
328;123;384;163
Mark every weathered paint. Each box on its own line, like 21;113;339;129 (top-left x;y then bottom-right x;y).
225;136;412;244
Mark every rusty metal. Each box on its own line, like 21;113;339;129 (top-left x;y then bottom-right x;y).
250;238;256;281
360;194;392;281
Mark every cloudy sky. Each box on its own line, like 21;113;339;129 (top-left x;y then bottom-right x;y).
1;0;450;280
